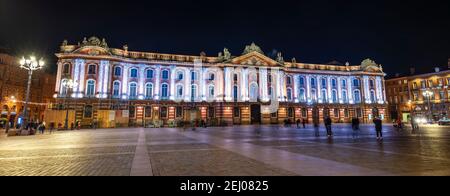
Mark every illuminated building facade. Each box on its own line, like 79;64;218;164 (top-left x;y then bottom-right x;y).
53;37;388;127
386;65;450;122
0;51;56;127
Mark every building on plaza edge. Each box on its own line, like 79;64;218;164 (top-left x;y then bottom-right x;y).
386;64;450;123
48;36;388;128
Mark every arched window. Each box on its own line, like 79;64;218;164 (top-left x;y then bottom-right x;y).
321;78;327;88
287;88;293;101
176;85;183;98
161;84;169;98
299;88;306;102
146;69;154;79
233;86;239;101
162;70;169;80
113;81;121;97
88;65;96;74
299;76;305;87
342;90;348;103
209;85;215;98
250;83;259;101
114;66;122;76
84;105;93;118
354;90;361;103
353;79;360;87
322;89;327;102
191;85;197;100
209;73;215;81
311;78;316;88
332;90;338;103
63;64;70;74
370;79;375;89
177;71;184;80
234;74;238;82
311;89;317;102
286;76;292;85
86;80;96;96
145;83;153;99
191;71;197;81
370;90;376;103
342;79;347;88
129;83;137;98
60;79;68;95
130;68;138;78
332;79;337;88
269;86;274;98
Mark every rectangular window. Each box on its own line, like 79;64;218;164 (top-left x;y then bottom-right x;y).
129;106;136;118
160;107;168;118
413;82;417;89
356;108;363;118
271;112;277;118
301;108;307;118
344;109;349;118
233;107;240;118
176;106;183;118
145;106;152;118
208;107;215;118
288;107;294;118
334;108;339;118
421;81;426;88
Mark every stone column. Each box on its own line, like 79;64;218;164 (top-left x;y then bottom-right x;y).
154;65;161;100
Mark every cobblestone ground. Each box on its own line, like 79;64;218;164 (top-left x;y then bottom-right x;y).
0;124;449;176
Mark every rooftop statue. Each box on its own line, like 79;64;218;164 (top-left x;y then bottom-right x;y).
242;42;264;55
218;48;232;62
276;52;285;64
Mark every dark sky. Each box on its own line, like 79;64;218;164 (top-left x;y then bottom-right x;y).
1;0;450;76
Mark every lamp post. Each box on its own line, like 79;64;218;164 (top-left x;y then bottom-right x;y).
19;56;44;132
62;79;78;130
423;90;434;123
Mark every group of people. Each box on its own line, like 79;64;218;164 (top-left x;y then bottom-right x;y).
301;116;384;140
24;121;48;135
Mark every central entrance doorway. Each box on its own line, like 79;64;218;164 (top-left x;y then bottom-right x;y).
251;104;261;124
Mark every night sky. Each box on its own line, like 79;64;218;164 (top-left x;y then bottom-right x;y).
1;0;450;76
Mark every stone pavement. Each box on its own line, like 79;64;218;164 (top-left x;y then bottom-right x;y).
0;124;449;176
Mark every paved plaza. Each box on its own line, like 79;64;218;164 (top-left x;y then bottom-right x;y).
0;124;449;176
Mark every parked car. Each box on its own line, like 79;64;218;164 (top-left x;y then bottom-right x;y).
438;118;450;125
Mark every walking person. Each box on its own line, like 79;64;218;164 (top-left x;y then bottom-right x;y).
396;118;403;131
302;118;306;129
351;117;360;139
5;122;10;134
296;119;301;129
325;116;333;137
373;117;383;140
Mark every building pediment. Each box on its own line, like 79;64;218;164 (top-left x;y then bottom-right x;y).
361;58;384;73
230;51;280;66
72;46;112;56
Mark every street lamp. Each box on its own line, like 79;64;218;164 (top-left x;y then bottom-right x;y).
422;90;434;123
62;79;78;130
19;56;44;132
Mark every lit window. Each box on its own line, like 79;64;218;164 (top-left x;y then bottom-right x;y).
162;70;169;80
114;67;122;76
88;65;96;75
130;68;138;78
86;80;95;96
147;69;154;79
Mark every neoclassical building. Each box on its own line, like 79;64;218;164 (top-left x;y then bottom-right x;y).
52;37;388;127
